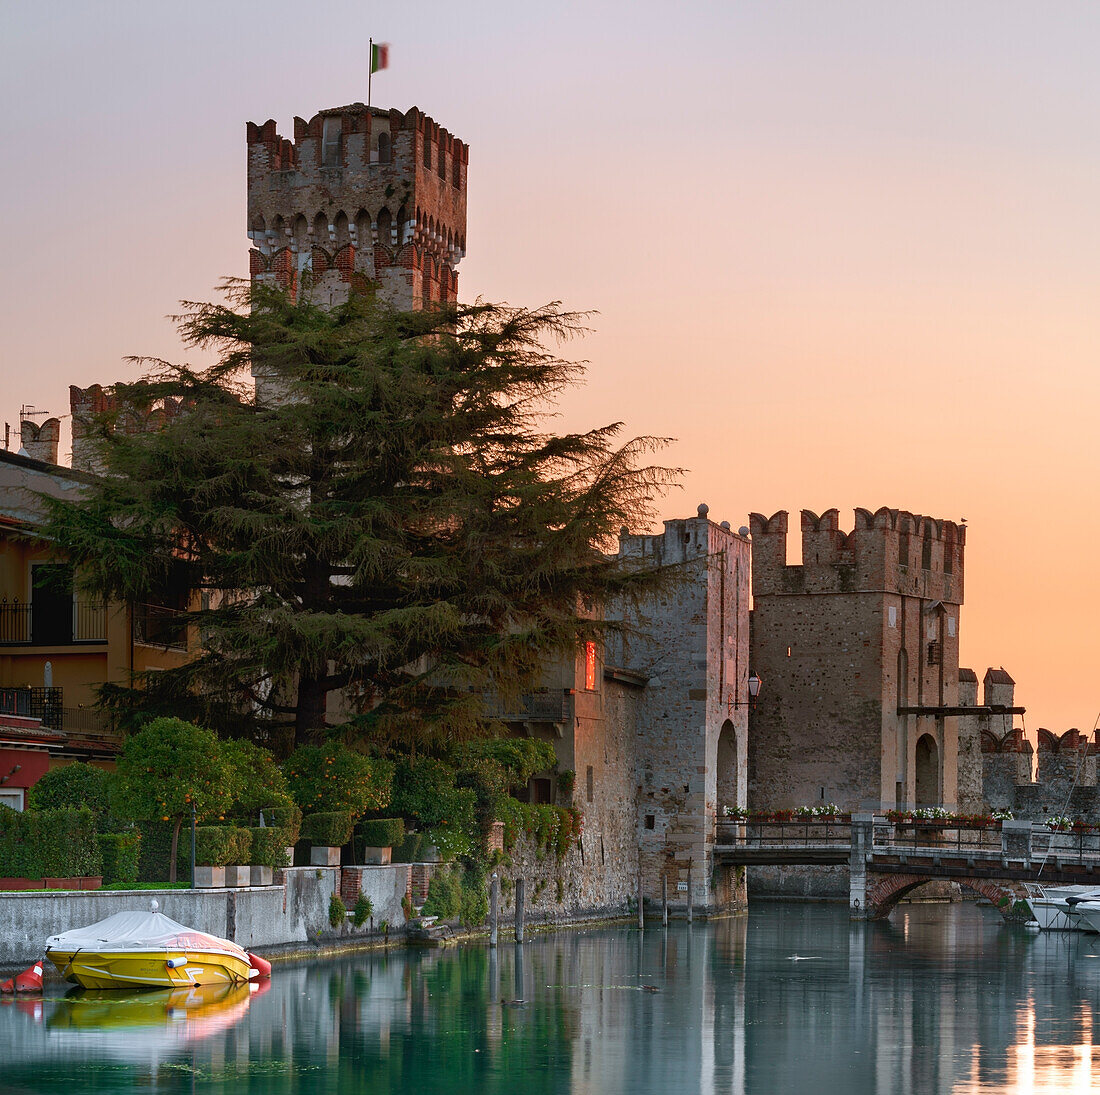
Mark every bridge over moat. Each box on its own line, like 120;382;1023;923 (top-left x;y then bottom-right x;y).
713;816;1100;920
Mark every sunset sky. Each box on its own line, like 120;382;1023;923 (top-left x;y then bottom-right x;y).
1;2;1098;733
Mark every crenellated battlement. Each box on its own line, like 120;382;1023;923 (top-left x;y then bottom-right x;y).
750;506;965;602
70;384;189;473
246;103;468;313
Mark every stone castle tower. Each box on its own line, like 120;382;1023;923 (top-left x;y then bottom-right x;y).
246;102;468;396
748;507;965;813
613;506;751;911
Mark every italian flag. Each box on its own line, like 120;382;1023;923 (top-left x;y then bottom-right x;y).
371;42;389;74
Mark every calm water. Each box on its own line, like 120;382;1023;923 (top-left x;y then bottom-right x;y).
1;902;1099;1094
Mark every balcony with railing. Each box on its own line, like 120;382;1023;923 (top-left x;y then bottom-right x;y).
0;600;107;646
132;602;188;652
480;689;572;724
0;686;63;731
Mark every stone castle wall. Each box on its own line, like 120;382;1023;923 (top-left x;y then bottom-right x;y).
749;507;963;814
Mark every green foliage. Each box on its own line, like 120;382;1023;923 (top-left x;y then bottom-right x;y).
221;739;294;816
248;826;290;868
422;867;462;920
262;804;303;846
0;807;101;879
556;877;565;903
27;764;109;821
284;744;392;817
98;831;141;885
498;798;583;860
352;892;374;927
556;769;575;802
112;718;234;825
391;757;476;861
329;892;347;928
301;812;356;847
182;826;251;867
391;831;424;863
454;739;557;786
421;864;489;927
41;285;675;749
357;817;405;847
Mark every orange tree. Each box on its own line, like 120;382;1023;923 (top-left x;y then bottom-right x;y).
112;717;236;881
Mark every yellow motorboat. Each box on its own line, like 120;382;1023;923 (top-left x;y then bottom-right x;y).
45;903;257;990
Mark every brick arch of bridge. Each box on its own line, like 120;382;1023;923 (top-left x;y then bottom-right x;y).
863;873;1025;921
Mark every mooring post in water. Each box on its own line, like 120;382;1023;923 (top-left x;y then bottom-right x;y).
638;871;644;930
687;858;693;924
490;872;500;947
662;875;668;927
515;877;525;944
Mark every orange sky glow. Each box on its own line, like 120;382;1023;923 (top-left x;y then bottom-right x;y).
1;1;1098;733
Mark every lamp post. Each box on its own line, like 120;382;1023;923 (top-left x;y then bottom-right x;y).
727;672;762;717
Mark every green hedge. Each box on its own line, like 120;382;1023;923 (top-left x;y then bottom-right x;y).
391;831;424;863
261;805;302;846
182;826;252;867
248;826;290;868
99;832;141;885
357;817;405;847
301;811;355;847
0;807;102;879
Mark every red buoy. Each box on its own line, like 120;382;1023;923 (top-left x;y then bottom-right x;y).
0;977;12;994
247;952;271;979
13;962;43;994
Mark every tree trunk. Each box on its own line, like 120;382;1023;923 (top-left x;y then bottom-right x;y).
169;816;182;884
296;675;329;747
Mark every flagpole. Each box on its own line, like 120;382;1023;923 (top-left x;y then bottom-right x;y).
368;37;373;109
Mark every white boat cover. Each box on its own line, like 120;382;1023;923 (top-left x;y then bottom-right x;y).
45;910;247;958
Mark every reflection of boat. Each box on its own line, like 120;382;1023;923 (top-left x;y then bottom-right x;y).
1022;884;1100;931
41;981;253;1064
45;907;256;989
50;981;253;1031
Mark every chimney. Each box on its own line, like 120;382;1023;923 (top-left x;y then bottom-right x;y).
20;417;60;465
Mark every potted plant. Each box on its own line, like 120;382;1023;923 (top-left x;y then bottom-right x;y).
356;818;405;865
302;812;355;866
223;828;253;887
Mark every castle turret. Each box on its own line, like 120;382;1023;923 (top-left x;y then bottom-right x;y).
246;104;468;312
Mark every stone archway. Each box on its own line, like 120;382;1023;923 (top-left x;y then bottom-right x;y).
915;733;939;806
862;873;1027;921
717;719;738;811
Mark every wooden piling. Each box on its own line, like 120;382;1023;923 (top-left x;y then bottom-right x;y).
489;873;499;947
687;859;694;924
515;877;525;944
638;871;644;930
662;875;668;926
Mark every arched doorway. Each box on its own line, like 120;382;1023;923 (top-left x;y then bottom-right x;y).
915;733;939;806
717;719;738;811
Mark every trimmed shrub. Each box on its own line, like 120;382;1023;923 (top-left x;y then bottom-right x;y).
391;831;424;863
301;811;355;847
135;820;174;882
262;804;303;846
248;826;290;868
0;805;32;877
99;831;141;885
357;818;405;848
0;808;102;879
27;764;110;820
185;826;251;867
